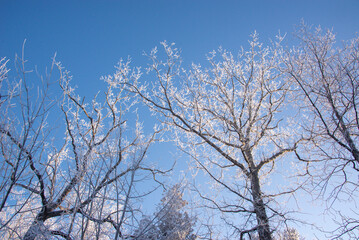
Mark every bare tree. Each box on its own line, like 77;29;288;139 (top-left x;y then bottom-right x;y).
0;56;14;214
117;36;305;239
284;24;359;238
0;51;167;239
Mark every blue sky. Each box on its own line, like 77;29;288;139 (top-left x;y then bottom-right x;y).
1;0;359;239
1;0;359;97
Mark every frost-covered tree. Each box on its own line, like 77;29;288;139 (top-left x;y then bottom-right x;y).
133;184;196;240
248;227;304;240
284;24;359;238
117;35;305;240
276;228;304;240
0;51;167;239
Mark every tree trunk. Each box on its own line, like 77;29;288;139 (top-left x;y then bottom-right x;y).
250;171;272;240
23;219;45;240
23;210;48;240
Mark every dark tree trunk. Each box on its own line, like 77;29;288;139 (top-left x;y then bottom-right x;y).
250;171;272;240
23;209;48;240
23;219;44;240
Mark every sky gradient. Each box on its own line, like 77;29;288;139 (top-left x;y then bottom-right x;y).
2;1;359;97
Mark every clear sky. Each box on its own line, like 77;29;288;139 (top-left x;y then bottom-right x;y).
1;1;359;239
1;0;359;97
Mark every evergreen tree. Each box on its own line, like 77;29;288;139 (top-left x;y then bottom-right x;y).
134;185;196;240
